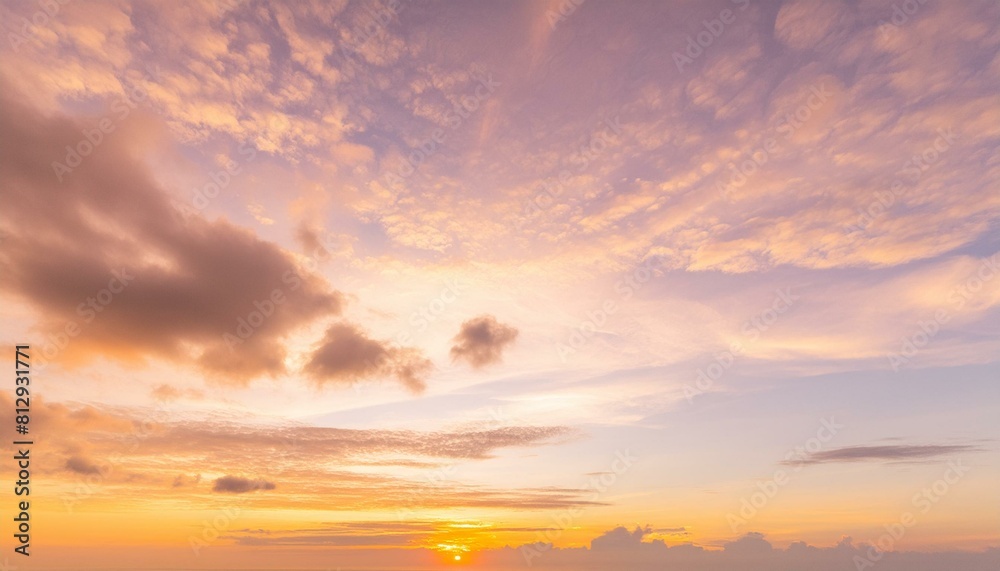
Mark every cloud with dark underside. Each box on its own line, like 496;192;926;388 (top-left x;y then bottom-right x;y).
591;525;653;550
450;315;519;368
784;444;984;466
500;528;1000;570
0;87;340;383
212;476;276;493
303;323;433;392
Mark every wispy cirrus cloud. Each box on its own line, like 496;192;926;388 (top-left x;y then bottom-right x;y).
0;392;587;513
784;443;985;466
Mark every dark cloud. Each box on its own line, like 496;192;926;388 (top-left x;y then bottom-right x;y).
295;223;325;257
212;475;276;493
303;323;433;392
785;444;983;466
450;315;519;368
65;455;103;475
0;87;340;383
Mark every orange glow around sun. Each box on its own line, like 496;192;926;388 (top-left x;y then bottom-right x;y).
435;544;472;565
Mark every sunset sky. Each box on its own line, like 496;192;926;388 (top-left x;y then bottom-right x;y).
1;0;998;569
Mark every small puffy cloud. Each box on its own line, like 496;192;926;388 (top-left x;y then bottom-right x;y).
591;525;653;551
295;223;325;256
450;315;519;368
65;455;103;475
304;324;433;392
212;476;276;493
723;531;774;554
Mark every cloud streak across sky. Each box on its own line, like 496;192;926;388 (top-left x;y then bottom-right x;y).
787;443;986;466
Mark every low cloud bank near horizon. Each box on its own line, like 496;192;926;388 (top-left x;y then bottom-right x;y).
477;526;1000;571
182;524;1000;570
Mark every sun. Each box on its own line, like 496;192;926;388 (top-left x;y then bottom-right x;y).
435;542;470;564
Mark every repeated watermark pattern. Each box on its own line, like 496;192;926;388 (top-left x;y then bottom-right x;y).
172;143;259;218
673;0;750;73
852;459;971;570
685;287;799;402
887;253;999;371
6;0;72;52
36;269;135;371
516;116;623;230
715;81;834;201
847;128;959;234
727;417;842;531
520;449;638;566
381;73;500;189
877;0;931;37
51;65;162;182
555;256;658;362
62;399;169;512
